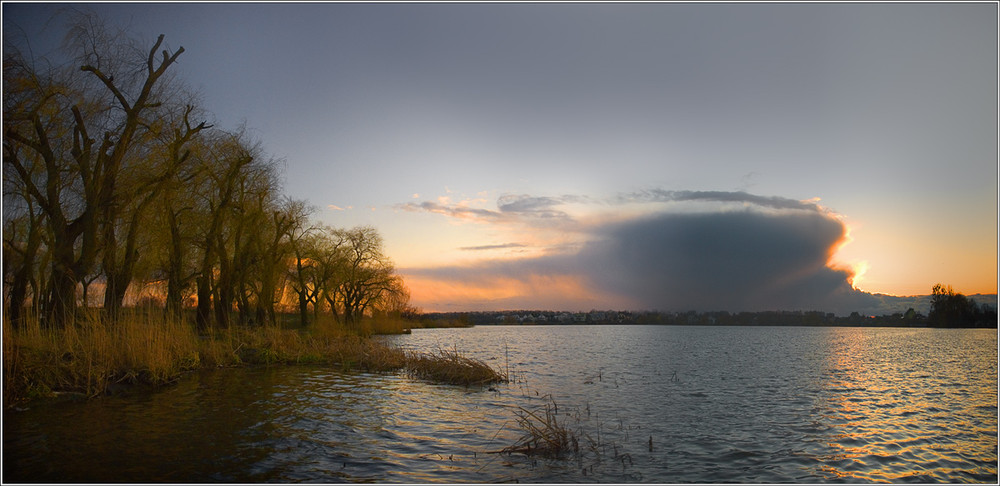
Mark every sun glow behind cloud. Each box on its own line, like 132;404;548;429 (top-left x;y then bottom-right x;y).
849;261;871;291
23;1;988;310
396;189;889;314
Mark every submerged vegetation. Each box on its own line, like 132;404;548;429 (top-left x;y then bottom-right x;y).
503;400;579;458
3;312;505;409
492;395;641;479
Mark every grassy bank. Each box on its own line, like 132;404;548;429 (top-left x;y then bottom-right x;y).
3;312;505;408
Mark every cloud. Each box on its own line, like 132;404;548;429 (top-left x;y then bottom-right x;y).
327;204;352;211
497;195;567;217
495;194;593;220
617;189;824;212
395;200;505;222
401;189;887;314
395;193;586;225
398;190;822;228
459;243;528;251
575;209;877;312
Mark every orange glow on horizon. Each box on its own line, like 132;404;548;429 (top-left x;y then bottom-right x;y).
392;195;998;308
401;272;621;312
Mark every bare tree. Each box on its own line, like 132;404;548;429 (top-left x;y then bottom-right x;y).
250;197;307;326
4;14;188;326
189;129;259;330
287;216;319;327
1;189;45;326
4;13;415;333
100;103;209;317
334;226;397;328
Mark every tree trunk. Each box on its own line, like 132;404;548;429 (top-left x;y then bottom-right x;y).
195;238;215;333
257;278;275;326
103;252;136;319
325;293;341;324
298;292;309;327
7;266;31;328
196;274;212;333
214;235;232;329
45;263;78;328
164;208;185;319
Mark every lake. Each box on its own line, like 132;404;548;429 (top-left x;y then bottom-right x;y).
4;325;997;483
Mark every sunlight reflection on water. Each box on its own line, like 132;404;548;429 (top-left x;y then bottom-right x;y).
4;326;997;483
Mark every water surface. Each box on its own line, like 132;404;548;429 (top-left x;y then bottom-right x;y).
5;325;997;482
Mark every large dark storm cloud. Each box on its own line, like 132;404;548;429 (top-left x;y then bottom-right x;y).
403;191;887;314
574;209;878;312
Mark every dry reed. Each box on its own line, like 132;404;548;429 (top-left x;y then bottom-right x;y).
4;310;201;403
501;399;579;458
3;313;505;408
405;347;508;386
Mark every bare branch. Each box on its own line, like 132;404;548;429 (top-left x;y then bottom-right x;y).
80;64;131;112
3;143;52;217
146;34;165;75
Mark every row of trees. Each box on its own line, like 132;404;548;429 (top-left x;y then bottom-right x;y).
928;284;996;328
424;283;998;328
3;14;409;331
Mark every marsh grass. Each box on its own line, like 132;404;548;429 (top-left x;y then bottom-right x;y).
4;310;201;404
502;399;579;458
405;347;508;386
493;394;639;479
3;313;505;408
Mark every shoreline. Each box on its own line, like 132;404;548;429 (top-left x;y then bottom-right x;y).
3;313;504;410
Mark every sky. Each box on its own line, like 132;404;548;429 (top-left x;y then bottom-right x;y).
4;2;997;314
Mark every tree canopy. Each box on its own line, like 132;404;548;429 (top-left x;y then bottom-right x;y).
928;284;996;328
3;12;411;330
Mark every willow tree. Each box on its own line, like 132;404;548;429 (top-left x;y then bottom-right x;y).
145;107;214;319
1;176;45;326
3;14;191;326
225;148;285;327
100;102;210;317
286;213;320;327
335;226;400;328
250;197;309;326
183;128;287;330
189;130;250;330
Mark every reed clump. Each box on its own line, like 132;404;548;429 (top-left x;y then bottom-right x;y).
405;347;508;386
4;313;505;408
502;399;579;458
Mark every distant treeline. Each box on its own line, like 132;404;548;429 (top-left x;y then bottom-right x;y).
421;284;997;328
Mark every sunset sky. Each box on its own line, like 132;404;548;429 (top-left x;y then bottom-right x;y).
5;3;997;314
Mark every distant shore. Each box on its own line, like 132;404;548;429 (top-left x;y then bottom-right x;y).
420;304;998;329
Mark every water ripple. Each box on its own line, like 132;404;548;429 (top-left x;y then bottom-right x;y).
4;326;997;483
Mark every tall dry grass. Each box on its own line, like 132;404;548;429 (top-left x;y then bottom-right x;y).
406;347;509;386
4;310;201;404
4;312;505;408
